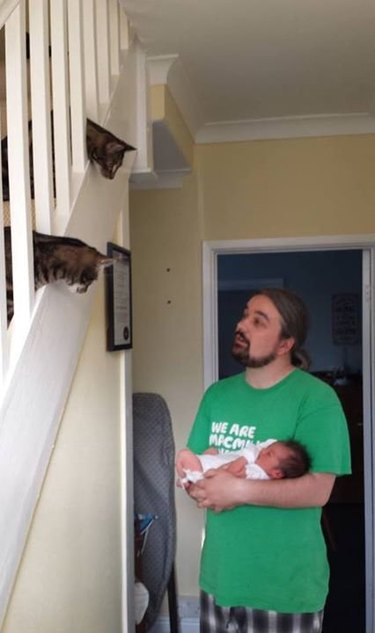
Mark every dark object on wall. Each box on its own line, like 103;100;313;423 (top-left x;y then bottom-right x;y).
133;393;179;631
332;293;361;345
105;242;132;351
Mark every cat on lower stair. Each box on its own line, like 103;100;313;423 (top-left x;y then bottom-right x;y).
4;226;113;323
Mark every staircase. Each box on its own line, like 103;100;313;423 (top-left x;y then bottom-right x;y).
0;0;148;625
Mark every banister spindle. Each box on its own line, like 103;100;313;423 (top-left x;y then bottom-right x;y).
50;0;71;222
29;0;54;234
83;0;99;122
95;0;111;108
109;0;120;77
0;162;8;384
5;0;34;348
68;0;86;176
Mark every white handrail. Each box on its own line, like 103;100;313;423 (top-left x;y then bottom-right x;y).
0;0;131;380
0;0;19;28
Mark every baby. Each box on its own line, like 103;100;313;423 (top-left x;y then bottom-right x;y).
176;439;311;486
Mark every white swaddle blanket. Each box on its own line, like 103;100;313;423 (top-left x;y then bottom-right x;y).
180;439;277;485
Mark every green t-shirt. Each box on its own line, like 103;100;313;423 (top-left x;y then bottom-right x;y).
187;369;351;613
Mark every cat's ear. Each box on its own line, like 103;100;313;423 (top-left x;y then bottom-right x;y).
124;141;136;152
108;140;136;154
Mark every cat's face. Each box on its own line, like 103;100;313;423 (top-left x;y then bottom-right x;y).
86;119;136;180
92;142;127;179
67;251;113;294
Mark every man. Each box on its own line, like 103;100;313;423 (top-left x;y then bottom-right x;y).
186;288;351;633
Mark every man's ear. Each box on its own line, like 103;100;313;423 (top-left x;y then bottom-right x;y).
277;336;295;357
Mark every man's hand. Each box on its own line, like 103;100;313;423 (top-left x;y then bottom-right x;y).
188;470;336;512
188;469;245;512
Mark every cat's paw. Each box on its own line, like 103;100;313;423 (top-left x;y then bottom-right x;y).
66;283;88;294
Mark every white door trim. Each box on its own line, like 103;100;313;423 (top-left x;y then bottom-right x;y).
202;234;375;633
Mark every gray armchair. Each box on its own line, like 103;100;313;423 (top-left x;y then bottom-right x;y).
133;392;179;632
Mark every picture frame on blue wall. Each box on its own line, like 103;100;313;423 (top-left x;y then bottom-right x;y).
105;242;132;351
332;293;360;346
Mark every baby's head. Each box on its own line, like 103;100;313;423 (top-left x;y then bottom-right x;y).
255;440;311;479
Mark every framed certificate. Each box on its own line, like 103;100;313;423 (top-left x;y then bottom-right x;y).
105;242;132;351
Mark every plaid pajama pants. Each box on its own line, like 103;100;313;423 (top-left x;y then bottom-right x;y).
200;591;324;633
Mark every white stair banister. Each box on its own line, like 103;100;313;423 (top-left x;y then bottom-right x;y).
0;0;19;27
50;0;71;223
68;0;87;177
83;0;100;122
0;58;8;383
0;199;8;384
29;0;54;235
109;0;120;77
0;2;139;628
95;0;111;108
119;7;129;50
5;0;34;352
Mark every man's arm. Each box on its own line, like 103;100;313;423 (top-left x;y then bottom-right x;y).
188;469;335;512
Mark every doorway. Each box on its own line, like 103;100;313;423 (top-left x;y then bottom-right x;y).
202;236;375;632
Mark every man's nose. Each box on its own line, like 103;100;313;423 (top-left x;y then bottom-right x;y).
236;322;250;339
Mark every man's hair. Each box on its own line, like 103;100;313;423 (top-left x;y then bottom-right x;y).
258;288;311;369
278;440;312;478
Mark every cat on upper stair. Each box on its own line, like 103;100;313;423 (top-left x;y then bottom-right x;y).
4;226;113;323
1;118;136;200
86;118;136;179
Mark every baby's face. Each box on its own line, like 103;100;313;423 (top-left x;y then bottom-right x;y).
255;442;290;478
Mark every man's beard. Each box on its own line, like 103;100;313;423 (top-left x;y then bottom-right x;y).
232;334;277;369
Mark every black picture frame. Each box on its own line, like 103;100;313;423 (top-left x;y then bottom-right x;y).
332;293;360;346
105;242;132;351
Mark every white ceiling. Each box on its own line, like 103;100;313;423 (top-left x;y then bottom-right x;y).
121;0;375;142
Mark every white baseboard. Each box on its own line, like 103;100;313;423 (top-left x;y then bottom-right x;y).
150;616;199;633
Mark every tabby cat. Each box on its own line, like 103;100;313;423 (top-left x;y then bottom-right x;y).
4;226;112;323
1;118;136;200
86;118;136;179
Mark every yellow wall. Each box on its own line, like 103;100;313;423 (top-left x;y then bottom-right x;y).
130;133;375;599
198;135;375;239
2;278;124;633
130;172;206;595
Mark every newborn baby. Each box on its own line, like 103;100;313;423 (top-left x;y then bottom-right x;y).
176;439;311;486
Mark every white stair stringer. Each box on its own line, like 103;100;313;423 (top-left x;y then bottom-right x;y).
0;45;139;625
0;169;131;626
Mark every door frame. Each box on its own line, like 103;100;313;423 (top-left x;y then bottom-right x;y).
202;234;375;633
